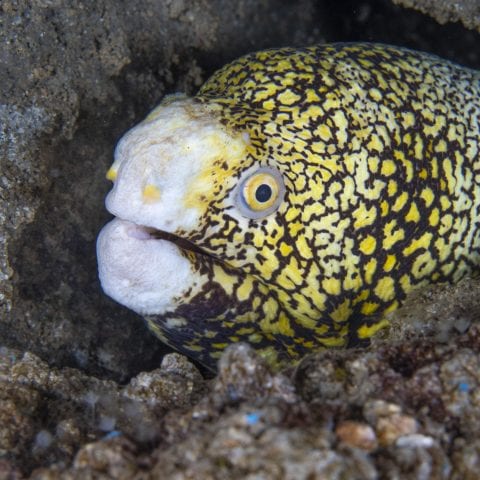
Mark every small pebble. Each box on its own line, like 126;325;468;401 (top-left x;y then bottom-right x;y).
335;420;378;451
376;413;418;446
396;433;435;448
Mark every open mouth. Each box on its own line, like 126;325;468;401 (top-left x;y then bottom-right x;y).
125;222;211;257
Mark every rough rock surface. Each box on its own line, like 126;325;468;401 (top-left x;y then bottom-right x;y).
0;347;205;475
2;0;480;477
2;309;480;478
393;0;480;31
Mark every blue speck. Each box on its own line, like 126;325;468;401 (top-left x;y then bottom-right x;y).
458;382;470;393
103;430;122;440
245;412;261;425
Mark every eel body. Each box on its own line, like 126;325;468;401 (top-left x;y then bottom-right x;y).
97;43;480;370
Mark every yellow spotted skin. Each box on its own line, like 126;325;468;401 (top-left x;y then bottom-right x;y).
146;43;480;369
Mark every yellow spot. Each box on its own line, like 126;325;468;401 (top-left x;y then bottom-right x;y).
212;266;235;296
262;297;279;319
323;94;340;110
383;220;405;250
248;333;263;344
414;136;424;160
106;166;117;181
364;258;377;284
322;277;341;295
412;251;435;278
381;160;396;177
318;124;332;141
333;110;348;146
387;179;398;196
441;262;455;277
380;200;389;217
142;184;161;202
375;276;395;301
403;232;433;256
420;187;435;207
283;256;304;285
186;344;203;353
403;159;414;182
277;274;296;290
289;222;303;236
330;299;353;323
306;90;321;104
297;236;313;259
276;312;294;336
236;277;254;302
253;83;278;102
279;242;293;257
429;208;440;227
353;204;377;228
405;202;420;223
367;134;383;152
369;88;382;101
440;195;451;210
260;307;294;337
359;235;376;255
358;319;389;339
402;112;415;128
442;158;453;182
361;302;379;315
277;89;301;105
285;207;301;222
383;254;396;272
263;99;275;110
318;336;346;347
399;274;411;293
368;157;379;174
437;140;447;153
384;301;399;314
392;191;408;212
353;290;369;305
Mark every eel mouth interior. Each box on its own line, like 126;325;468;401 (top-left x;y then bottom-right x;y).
131;224;212;257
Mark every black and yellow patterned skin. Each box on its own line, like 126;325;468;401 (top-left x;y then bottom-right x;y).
106;44;480;370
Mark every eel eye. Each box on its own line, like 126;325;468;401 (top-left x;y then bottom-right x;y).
235;167;285;219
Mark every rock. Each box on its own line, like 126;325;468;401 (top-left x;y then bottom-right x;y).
212;343;298;405
0;346;204;474
392;0;480;31
451;438;480;480
335;421;378;451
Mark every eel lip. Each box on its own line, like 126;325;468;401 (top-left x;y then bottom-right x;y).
126;223;210;257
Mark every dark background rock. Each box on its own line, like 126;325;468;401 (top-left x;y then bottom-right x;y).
392;0;480;32
1;0;480;385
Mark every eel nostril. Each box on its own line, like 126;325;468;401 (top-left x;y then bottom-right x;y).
106;166;118;181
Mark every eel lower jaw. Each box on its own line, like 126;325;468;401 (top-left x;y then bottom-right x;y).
97;218;213;316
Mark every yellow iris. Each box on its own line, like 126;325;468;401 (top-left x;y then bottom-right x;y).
242;171;280;212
